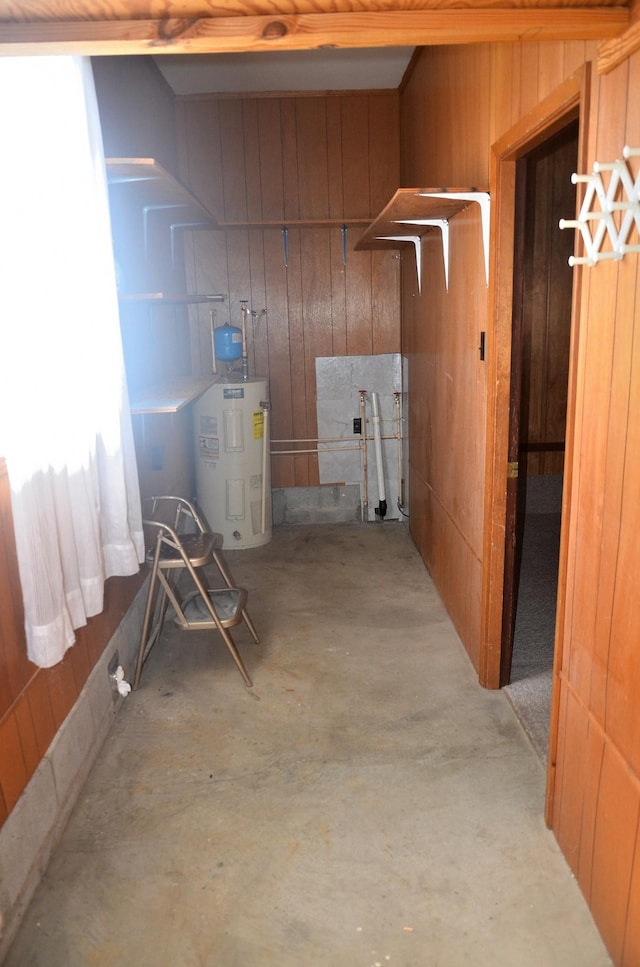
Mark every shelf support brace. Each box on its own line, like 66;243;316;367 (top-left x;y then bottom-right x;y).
379;235;422;292
396;219;450;290
142;203;190;257
169;221;214;263
419;191;491;284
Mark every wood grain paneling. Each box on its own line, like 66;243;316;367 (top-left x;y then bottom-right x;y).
340;96;370;218
11;691;41;780
0;484;31;704
401;52;489;662
243;101;262;224
26;671;57;760
372;248;402;356
286;229;313;486
329;229;348;357
597;52;640;797
552;685;584;873
93;57;178;175
603;261;640;779
520;126;576;476
1;5;630;59
297;99;330;220
624;819;640;966
0;712;29;815
539;40;568;99
220;100;248;223
563;64;629;717
345;236;375;357
263;229;296;487
179;92;401;489
402;41;640;965
370;94;401;215
0;463;33;724
589;743;640;964
258;100;286;222
326;99;345;220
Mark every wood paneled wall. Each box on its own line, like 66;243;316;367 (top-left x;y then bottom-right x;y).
401;40;640;966
550;51;640;967
0;459;144;826
176;93;401;489
93;56;178;176
401;45;492;665
400;41;591;664
520;126;576;476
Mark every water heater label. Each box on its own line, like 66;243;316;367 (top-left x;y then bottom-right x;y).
224;388;244;399
199;415;218;434
253;411;264;440
198;435;219;463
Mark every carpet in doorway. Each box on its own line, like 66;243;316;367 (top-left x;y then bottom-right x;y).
504;511;561;763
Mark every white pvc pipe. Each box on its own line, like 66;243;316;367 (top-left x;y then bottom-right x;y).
261;404;269;534
360;390;368;522
371;392;386;515
394;392;404;509
209;309;217;374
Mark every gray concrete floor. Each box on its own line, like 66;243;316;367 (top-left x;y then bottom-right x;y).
5;523;612;967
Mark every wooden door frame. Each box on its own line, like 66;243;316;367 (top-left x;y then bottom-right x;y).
499;153;529;689
479;69;590;708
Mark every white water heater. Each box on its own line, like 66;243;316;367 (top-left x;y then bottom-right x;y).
193;376;272;549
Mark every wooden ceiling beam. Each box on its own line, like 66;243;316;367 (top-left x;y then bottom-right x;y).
0;8;630;56
598;0;640;69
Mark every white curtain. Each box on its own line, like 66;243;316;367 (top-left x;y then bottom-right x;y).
0;57;145;668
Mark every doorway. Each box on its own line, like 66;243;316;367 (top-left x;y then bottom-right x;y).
479;68;587;703
502;122;579;759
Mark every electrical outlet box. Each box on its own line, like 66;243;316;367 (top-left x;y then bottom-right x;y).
353;417;362;434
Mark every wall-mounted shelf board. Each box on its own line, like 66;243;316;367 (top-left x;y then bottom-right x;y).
219;218;371;229
356;187;490;289
356;188;488;249
130;378;215;416
106;158;217;263
106;158;217;229
119;293;225;305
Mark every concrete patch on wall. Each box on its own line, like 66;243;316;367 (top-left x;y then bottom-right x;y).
272;485;361;525
315;354;403;521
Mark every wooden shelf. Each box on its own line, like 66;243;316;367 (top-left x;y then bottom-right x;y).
106;158;217;230
130;378;215;416
107;162;221;418
219;218;371;229
119;292;225;305
356;187;491;289
356;187;488;250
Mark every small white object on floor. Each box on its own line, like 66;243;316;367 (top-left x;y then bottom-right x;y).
115;665;131;697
